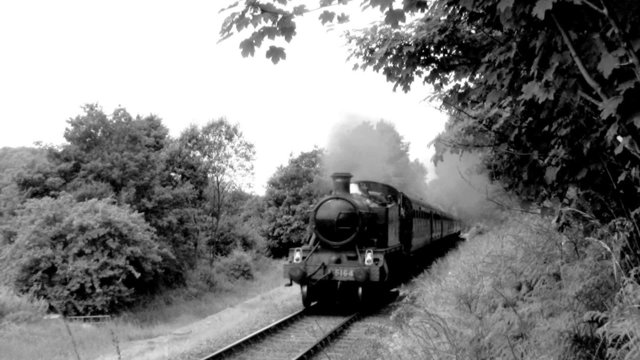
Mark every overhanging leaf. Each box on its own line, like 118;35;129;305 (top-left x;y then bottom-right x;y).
614;141;624;155
277;16;296;42
460;0;474;10
600;96;623;119
618;171;628;183
597;51;618;79
605;123;618;143
265;46;286;64
319;10;336;25
576;168;588;180
260;26;278;40
292;5;307;15
218;1;239;14
337;13;350;24
533;0;556;19
369;0;394;12
497;0;515;12
519;80;553;102
235;15;250;32
545;166;559;184
384;9;406;28
239;39;255;57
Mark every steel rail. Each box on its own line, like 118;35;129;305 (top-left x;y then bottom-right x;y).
198;305;312;360
291;311;362;360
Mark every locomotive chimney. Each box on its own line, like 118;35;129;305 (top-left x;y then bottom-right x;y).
331;172;352;195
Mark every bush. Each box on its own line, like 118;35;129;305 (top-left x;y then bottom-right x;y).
6;195;172;315
215;250;254;281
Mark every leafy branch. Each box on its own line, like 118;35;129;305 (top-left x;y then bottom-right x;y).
551;13;608;103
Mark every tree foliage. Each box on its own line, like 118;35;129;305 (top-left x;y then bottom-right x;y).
219;0;402;62
176;119;256;257
0;106;265;315
14;105;207;269
0;147;48;234
263;148;329;257
7;195;170;315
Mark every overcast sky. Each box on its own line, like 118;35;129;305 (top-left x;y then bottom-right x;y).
0;0;447;194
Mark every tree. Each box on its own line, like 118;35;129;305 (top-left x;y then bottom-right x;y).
176;119;255;258
0;147;48;234
6;195;170;315
263;148;329;257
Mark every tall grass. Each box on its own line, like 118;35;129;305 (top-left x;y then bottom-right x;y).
391;213;639;360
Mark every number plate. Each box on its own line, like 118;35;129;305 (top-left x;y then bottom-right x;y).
331;268;354;279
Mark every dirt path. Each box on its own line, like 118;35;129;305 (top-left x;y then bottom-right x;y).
95;285;301;360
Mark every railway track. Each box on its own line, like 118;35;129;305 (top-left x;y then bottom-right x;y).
198;304;362;360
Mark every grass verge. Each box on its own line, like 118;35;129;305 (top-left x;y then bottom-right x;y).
387;213;639;360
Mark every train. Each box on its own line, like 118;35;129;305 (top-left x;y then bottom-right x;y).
284;172;462;306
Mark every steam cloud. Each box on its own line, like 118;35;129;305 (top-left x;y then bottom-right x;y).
323;117;428;198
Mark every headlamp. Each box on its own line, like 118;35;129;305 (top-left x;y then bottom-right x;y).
364;249;374;266
293;248;303;263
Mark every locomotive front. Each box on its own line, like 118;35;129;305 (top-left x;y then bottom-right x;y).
284;172;399;306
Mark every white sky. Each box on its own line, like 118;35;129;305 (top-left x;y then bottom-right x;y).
0;0;447;194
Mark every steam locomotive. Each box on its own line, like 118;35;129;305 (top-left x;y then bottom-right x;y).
284;172;461;306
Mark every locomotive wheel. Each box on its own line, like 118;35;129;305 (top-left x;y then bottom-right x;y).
301;285;313;308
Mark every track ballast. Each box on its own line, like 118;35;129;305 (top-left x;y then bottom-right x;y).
198;304;361;360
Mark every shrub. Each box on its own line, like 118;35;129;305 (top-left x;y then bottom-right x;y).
215;250;254;281
6;195;172;315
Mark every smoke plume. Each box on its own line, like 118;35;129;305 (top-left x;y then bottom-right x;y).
323;118;428;198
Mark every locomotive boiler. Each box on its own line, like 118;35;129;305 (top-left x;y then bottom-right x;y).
284;172;461;306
